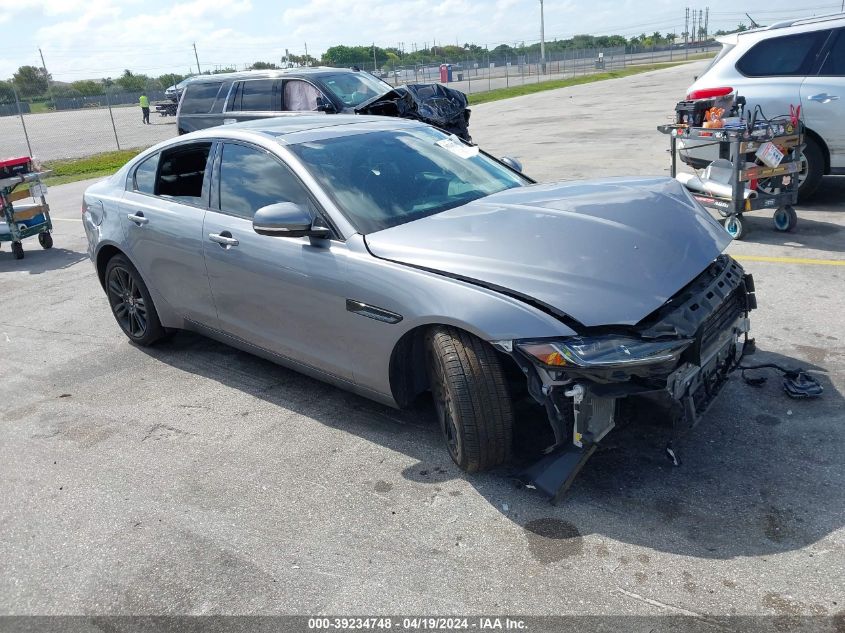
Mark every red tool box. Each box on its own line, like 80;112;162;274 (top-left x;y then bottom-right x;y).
0;157;33;180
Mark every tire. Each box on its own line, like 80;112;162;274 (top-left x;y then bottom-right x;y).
38;232;53;249
11;241;24;259
425;326;513;472
724;215;746;240
104;254;165;346
773;206;798;232
797;136;824;201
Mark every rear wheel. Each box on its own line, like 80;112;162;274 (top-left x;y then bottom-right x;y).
11;241;24;259
38;232;53;249
104;254;165;346
425;326;513;472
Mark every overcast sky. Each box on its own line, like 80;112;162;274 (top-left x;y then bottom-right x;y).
0;0;841;81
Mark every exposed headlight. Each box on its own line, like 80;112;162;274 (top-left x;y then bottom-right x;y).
517;336;692;369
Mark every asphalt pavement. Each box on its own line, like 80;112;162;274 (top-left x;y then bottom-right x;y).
1;61;843;625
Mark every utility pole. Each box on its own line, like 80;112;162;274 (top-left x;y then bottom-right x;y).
685;7;690;59
38;47;55;106
698;10;703;44
705;7;709;42
539;0;546;74
691;9;697;47
373;42;377;71
304;42;308;65
193;42;202;74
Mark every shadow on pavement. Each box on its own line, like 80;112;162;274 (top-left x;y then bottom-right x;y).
0;246;88;274
141;332;844;561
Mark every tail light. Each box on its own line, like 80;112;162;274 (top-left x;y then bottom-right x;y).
687;87;734;100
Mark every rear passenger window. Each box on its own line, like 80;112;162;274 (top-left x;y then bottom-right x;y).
155;143;212;204
180;82;223;114
229;79;280;111
218;143;311;219
283;80;322;111
133;153;159;194
736;31;829;77
820;30;845;76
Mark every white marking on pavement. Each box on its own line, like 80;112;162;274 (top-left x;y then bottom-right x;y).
616;587;708;618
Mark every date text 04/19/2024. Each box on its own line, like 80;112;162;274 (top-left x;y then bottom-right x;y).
307;617;527;630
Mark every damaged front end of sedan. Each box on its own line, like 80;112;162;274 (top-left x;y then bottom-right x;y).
355;83;472;142
493;255;757;503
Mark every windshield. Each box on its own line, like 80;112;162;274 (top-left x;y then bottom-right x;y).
290;127;527;234
319;72;392;107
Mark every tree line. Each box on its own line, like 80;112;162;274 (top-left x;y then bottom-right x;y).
2;26;737;105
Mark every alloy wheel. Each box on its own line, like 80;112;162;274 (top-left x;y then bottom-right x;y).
107;266;148;338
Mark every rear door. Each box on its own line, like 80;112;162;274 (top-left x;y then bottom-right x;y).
733;29;830;119
281;79;326;111
801;28;845;170
120;142;217;325
223;78;282;124
202;141;353;380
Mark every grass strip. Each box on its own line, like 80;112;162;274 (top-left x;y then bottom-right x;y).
468;59;710;105
41;148;144;186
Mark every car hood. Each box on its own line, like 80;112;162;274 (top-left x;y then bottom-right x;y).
364;177;731;327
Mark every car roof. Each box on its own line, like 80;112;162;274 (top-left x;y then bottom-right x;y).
717;12;845;45
178;114;426;145
184;67;364;83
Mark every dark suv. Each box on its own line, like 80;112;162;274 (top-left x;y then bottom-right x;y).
176;67;472;140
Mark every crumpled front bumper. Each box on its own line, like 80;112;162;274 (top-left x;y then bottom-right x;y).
514;255;757;501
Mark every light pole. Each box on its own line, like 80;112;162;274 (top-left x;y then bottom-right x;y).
539;0;546;74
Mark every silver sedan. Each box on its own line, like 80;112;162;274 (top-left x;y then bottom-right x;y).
83;115;756;497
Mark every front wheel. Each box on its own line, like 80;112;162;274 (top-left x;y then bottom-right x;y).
38;232;53;249
104;254;165;346
773;206;798;232
797;136;824;201
724;215;746;240
425;326;513;472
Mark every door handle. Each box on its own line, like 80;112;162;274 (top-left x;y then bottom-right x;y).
208;232;239;247
808;93;839;103
127;212;149;225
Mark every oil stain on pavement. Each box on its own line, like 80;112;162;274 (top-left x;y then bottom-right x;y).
523;518;583;563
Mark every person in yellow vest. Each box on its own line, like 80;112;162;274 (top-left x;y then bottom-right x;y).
139;93;150;125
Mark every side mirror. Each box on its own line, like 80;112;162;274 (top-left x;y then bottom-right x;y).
500;156;523;173
316;96;336;113
253;202;331;239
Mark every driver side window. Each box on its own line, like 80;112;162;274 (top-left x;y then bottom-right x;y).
218;143;312;219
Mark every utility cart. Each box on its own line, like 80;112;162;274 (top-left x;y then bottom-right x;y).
154;100;177;117
657;121;803;240
1;157;54;260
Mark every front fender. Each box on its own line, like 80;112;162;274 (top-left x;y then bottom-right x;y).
342;235;575;401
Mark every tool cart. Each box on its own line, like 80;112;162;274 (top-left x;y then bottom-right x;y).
658;96;803;240
0;157;54;260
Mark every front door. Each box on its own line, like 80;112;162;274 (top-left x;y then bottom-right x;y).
202;141;353;380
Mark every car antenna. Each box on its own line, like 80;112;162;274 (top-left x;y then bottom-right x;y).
745;12;760;28
351;66;360;72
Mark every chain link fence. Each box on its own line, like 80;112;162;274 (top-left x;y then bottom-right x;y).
1;87;175;162
0;43;717;163
364;43;718;94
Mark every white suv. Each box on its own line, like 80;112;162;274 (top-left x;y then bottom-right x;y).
682;13;845;199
